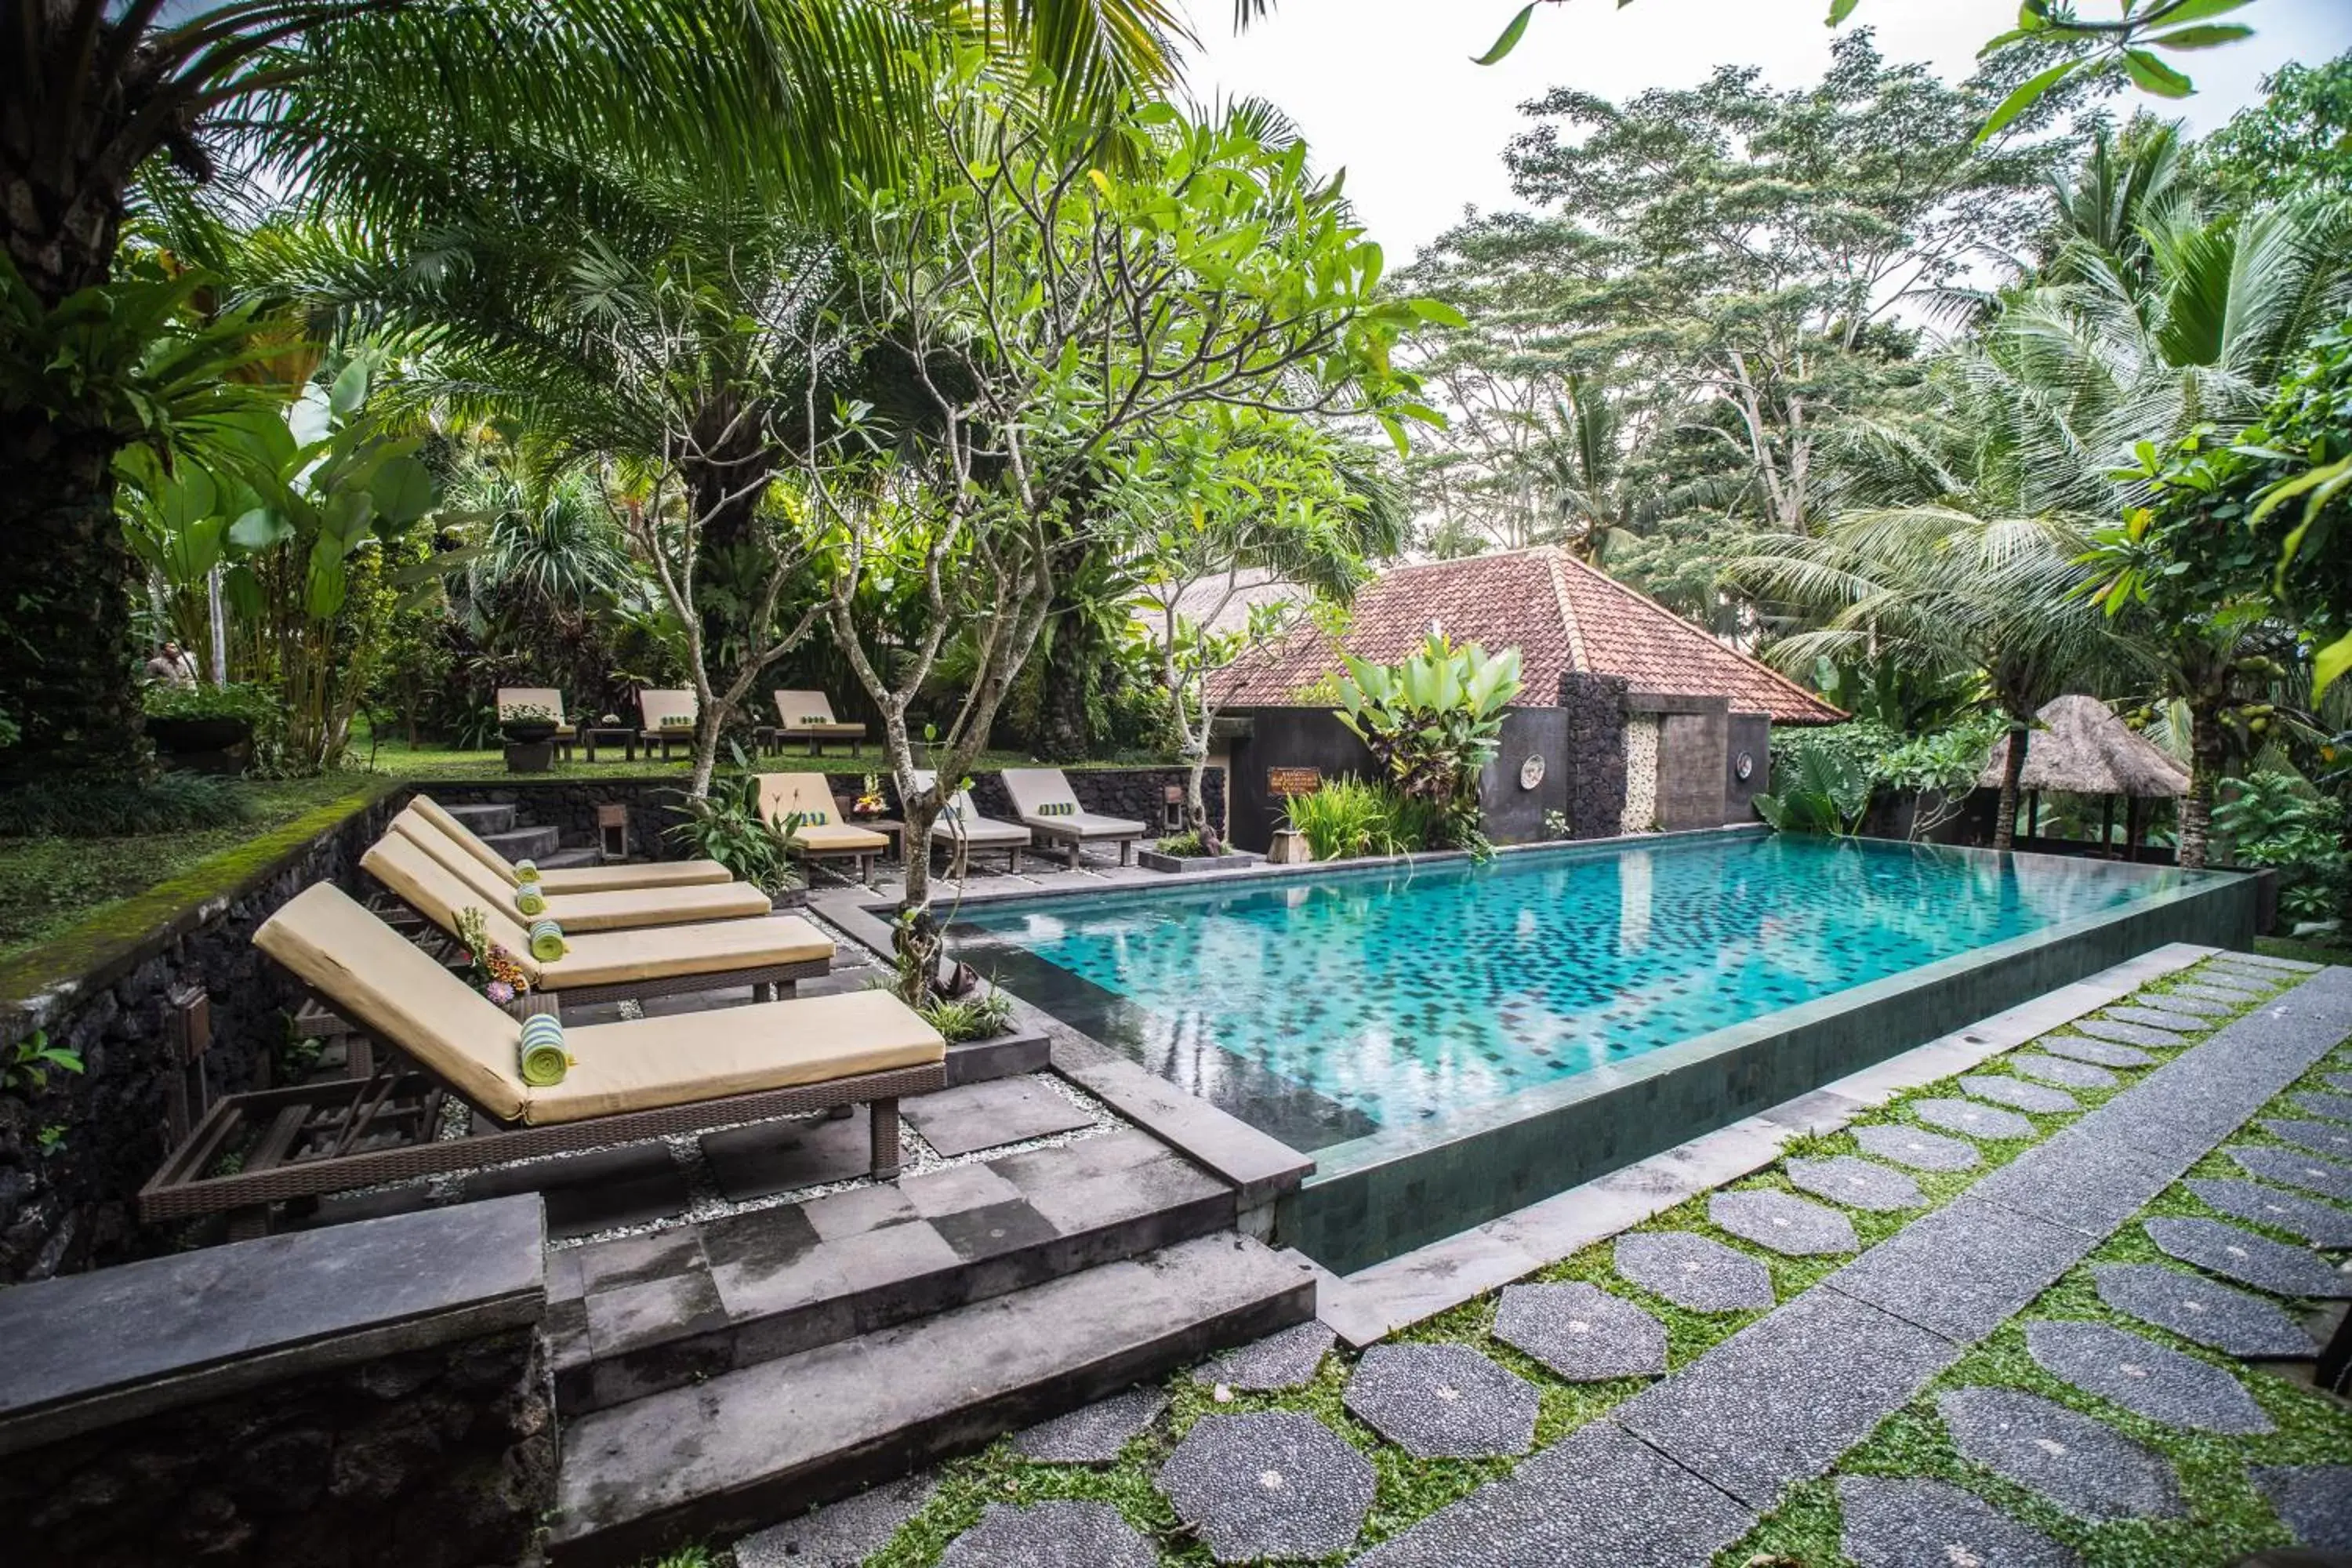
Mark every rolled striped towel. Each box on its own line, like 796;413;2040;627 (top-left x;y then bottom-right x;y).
518;1012;569;1087
514;859;539;882
514;883;547;917
528;917;568;962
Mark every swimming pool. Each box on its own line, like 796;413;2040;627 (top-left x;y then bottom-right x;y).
952;832;2193;1146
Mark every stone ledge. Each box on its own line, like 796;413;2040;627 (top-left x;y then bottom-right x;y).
0;1194;545;1454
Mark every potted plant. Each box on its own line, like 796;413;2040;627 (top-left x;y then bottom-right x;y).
499;702;561;745
142;681;268;772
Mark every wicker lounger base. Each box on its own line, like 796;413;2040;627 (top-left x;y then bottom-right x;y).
139;1055;944;1235
1032;829;1138;869
933;840;1023;877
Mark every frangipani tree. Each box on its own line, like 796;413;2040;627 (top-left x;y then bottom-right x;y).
799;80;1443;1000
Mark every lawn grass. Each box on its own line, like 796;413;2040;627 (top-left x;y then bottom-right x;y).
353;728;1169;782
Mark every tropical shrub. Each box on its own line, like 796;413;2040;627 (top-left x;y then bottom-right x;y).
0;771;254;838
1334;634;1523;848
1754;746;1871;837
1280;776;1450;860
141;681;273;722
1876;714;2004;840
2212;771;2350;932
665;748;800;894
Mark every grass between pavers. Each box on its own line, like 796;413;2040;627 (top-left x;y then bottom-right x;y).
686;954;2300;1568
1722;1034;2352;1568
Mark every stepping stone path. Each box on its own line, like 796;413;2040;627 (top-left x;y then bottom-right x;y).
1014;1387;1169;1464
1192;1320;1334;1392
2185;1177;2352;1247
2138;990;2234;1016
1157;1410;1373;1564
2143;1217;2352;1299
1343;1342;1538;1458
1909;1097;2036;1142
2009;1054;2120;1091
1836;1476;2079;1568
2324;1073;2352;1094
1614;1232;1775;1312
938;1501;1156;1568
2103;1004;2210;1033
2091;1263;2316;1358
1709;1189;1858;1256
1960;1074;2080;1114
2263;1117;2352;1160
2292;1090;2352;1123
735;1471;940;1568
2038;1035;2155;1069
1784;1155;1925;1214
2230;1144;2352;1203
2024;1319;2274;1434
2252;1465;2352;1552
1853;1123;1980;1172
2173;982;2265;1004
2074;1017;2184;1051
1491;1282;1667;1382
1936;1385;2184;1521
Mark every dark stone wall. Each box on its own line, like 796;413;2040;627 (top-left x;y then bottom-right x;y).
1222;710;1378;853
3;1327;551;1568
0;794;400;1284
1726;714;1771;822
1555;673;1629;839
1480;709;1570;844
419;778;682;864
1653;701;1732;830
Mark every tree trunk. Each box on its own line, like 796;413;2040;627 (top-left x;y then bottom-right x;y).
1990;717;2030;851
1036;612;1092;763
2177;696;2226;871
0;412;151;786
1185;746;1217;853
884;713;945;1007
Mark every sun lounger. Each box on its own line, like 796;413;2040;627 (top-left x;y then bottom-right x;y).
770;689;867;755
999;768;1145;867
638;688;699;758
909;769;1030;875
757;773;891;880
138;882;944;1234
387;808;771;931
496;686;577;757
408;793;733;893
362;829;831;1007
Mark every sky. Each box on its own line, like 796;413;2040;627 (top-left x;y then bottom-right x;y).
1180;0;2352;263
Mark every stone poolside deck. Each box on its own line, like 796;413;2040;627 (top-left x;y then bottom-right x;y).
742;949;2352;1567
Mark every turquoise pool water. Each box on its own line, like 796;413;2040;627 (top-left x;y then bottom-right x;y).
948;834;2191;1151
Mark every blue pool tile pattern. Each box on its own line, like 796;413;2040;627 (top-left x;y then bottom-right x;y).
949;835;2189;1149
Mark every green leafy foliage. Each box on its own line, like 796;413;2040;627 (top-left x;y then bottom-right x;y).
1755;745;1873;837
2;1030;84;1098
0;772;256;839
1334;633;1521;848
141;681;273;722
664;745;802;895
1283;776;1407;861
2212;771;2349;930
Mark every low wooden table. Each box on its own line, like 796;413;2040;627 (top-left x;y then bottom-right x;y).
581;726;637;764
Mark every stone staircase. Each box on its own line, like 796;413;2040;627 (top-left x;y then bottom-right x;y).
541;1127;1315;1566
436;799;602;872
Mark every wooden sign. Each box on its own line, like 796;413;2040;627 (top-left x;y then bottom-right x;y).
1267;766;1323;797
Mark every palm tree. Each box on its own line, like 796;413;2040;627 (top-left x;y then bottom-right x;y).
0;0;1190;786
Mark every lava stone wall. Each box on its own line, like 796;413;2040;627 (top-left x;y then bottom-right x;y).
3;1327;550;1568
1480;709;1570;844
419;778;682;864
960;767;1218;840
0;792;400;1283
1555;673;1630;840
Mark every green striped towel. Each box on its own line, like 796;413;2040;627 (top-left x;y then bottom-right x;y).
514;858;539;881
518;1013;569;1087
514;883;547;917
528;917;568;963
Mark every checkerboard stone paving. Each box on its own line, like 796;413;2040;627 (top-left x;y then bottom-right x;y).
1852;1122;1982;1172
1784;1153;1926;1213
1013;1386;1170;1464
2089;1263;2319;1358
1936;1386;2186;1521
2291;1089;2352;1123
937;1501;1157;1568
2325;1072;2352;1094
1613;1231;1776;1311
1156;1410;1375;1563
2023;1319;2275;1434
2036;1034;2157;1069
2141;989;2235;1016
1707;1189;1858;1256
2264;1116;2352;1160
2253;1465;2352;1552
2174;981;2273;1003
1907;1096;2038;1142
2103;1004;2212;1033
1190;1319;1334;1392
2184;1176;2352;1247
1835;1476;2078;1568
2228;1143;2352;1201
1490;1282;1668;1381
2071;1016;2187;1051
1961;1073;2081;1113
2143;1216;2352;1298
2009;1052;2122;1090
1341;1342;1538;1458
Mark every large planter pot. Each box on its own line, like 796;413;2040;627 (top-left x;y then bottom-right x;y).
1267;829;1313;866
503;740;555;774
1138;848;1265;875
502;720;560;746
147;715;253;775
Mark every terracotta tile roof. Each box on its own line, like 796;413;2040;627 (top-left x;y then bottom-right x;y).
1211;545;1846;725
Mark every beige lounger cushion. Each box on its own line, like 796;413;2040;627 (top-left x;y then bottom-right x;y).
638;689;697;734
536;990;944;1123
256;882;529;1122
362;832;831;989
908;770;1029;845
771;689;865;735
390;812;770;931
998;768;1145;839
407;793;733;891
757;774;890;853
255;884;941;1128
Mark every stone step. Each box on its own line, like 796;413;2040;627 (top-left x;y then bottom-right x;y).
547;1127;1233;1415
482;824;563;862
548;1232;1315;1568
536;846;605;871
438;800;519;836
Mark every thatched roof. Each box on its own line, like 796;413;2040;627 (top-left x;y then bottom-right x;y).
1976;694;2189;797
